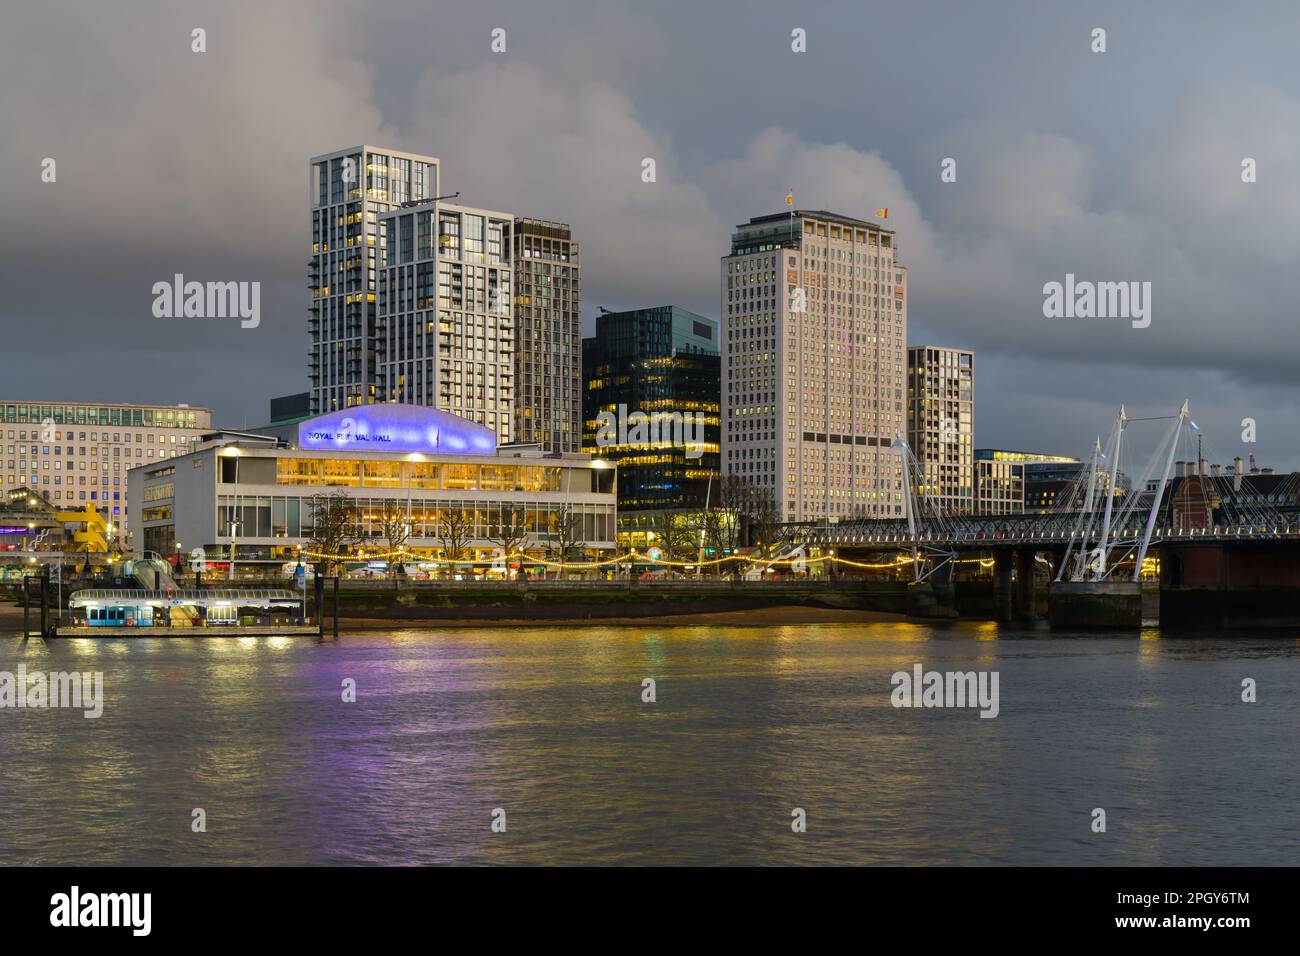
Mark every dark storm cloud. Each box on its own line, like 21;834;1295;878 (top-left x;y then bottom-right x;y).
1;0;1298;467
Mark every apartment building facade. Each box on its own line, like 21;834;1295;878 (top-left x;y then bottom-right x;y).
907;345;974;514
513;219;581;452
308;145;440;414
377;201;516;445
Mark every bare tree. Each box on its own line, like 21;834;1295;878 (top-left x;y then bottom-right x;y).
375;499;411;583
490;503;532;580
705;475;748;577
439;506;473;578
655;510;697;573
740;484;783;560
548;505;585;579
306;492;362;577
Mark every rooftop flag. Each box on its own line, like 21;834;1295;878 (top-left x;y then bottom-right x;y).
875;207;889;219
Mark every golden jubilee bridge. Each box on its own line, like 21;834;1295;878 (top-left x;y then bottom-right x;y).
807;402;1300;628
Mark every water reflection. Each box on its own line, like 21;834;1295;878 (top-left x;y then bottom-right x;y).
0;623;1296;865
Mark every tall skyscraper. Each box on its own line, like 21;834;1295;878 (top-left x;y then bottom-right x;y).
309;146;440;415
378;201;516;444
907;345;974;513
722;210;908;523
581;305;721;511
513;219;581;452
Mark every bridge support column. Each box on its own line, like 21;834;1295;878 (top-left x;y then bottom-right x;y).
1049;580;1142;628
1014;547;1038;624
994;549;1013;622
932;555;955;611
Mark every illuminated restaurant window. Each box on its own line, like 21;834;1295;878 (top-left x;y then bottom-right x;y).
321;459;362;487
479;465;517;491
362;460;403;488
408;461;441;490
277;458;322;485
443;463;478;491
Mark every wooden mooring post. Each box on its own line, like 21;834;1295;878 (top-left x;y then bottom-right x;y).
332;576;340;638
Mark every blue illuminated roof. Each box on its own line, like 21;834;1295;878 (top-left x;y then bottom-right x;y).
297;405;497;456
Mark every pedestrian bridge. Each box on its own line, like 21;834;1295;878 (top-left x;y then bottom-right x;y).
826;402;1300;586
815;512;1300;548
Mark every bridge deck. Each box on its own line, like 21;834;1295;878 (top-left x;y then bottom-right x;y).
818;514;1300;547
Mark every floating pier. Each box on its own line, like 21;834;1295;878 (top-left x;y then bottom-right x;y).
52;586;316;637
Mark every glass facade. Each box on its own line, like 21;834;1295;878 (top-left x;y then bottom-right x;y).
215;495;613;545
134;446;617;561
274;457;575;492
582;306;721;510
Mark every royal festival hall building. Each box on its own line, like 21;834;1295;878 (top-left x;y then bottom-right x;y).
126;405;616;574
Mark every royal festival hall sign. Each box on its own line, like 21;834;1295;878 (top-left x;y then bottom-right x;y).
297;405;497;456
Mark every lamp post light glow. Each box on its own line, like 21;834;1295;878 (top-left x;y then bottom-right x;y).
223;446;241;581
405;453;424;562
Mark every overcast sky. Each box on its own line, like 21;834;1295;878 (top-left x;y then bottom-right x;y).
2;0;1298;470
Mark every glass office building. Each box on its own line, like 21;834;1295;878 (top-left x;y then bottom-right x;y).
582;306;721;512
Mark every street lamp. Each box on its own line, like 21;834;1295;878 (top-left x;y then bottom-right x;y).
406;452;424;546
223;446;241;581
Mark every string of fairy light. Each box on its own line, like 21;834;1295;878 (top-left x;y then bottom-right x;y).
292;546;1004;572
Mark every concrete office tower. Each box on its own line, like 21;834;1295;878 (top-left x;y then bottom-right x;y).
308;146;440;415
722;210;908;523
513;219;581;452
378;202;516;444
907;345;974;514
0;400;212;550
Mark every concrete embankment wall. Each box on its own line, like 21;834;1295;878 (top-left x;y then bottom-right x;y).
327;581;910;621
1161;587;1300;629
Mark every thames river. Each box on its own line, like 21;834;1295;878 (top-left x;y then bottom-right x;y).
0;623;1296;866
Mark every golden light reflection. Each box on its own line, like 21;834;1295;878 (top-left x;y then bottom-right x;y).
1137;628;1162;668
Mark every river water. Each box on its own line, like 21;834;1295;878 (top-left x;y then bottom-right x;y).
0;622;1295;866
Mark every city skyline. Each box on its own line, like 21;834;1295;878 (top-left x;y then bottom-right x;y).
3;2;1299;469
1;0;1298;889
